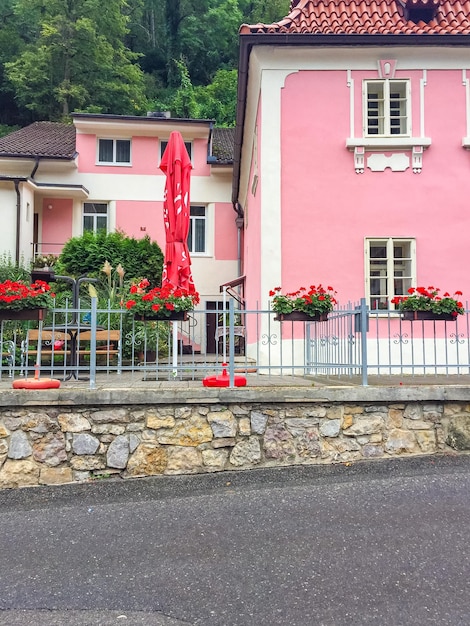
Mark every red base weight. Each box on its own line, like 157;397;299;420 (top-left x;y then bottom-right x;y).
13;378;61;390
202;365;247;387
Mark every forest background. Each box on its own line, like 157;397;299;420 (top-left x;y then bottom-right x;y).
0;0;289;135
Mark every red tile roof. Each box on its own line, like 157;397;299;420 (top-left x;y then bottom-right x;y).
0;122;76;159
240;0;470;35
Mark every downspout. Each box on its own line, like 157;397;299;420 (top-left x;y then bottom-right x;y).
233;201;244;278
14;180;21;265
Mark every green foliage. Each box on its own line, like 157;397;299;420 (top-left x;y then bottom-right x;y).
0;0;290;125
194;69;237;126
5;0;148;119
0;254;31;283
56;231;164;286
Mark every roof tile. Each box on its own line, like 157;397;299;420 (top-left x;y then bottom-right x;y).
0;122;76;159
240;0;470;35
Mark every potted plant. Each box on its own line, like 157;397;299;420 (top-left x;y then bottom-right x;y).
0;279;55;321
270;284;337;321
391;287;464;321
124;279;200;321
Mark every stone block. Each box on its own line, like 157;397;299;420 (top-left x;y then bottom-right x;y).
445;414;470;450
230;436;261;466
207;410;237;438
0;459;40;488
384;429;417;454
156;415;213;446
8;431;32;459
126;444;167;476
39;466;73;485
166;446;202;474
58;413;91;432
72;433;100;455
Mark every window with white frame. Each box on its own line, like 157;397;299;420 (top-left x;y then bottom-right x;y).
365;238;415;310
160;140;192;161
188;206;206;253
98;138;131;164
365;80;410;137
83;202;108;233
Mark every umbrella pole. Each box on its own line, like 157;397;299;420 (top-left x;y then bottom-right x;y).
172;320;178;377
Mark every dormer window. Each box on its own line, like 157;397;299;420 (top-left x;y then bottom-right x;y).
402;0;439;24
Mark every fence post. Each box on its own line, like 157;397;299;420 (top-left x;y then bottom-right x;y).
359;298;369;386
89;297;97;390
228;297;235;387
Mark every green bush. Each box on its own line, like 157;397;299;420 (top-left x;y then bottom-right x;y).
0;254;31;283
55;231;164;286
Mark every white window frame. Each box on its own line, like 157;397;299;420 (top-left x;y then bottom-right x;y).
364;79;411;138
365;238;416;310
97;138;131;165
160;140;193;164
83;202;109;234
188;205;207;255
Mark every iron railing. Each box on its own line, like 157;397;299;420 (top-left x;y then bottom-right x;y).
2;298;470;387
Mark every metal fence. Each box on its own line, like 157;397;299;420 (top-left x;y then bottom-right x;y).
2;298;470;387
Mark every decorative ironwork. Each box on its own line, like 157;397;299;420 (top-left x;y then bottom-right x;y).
393;332;409;345
261;332;277;346
449;333;465;345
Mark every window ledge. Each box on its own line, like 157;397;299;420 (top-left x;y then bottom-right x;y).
347;138;431;173
461;138;470;148
346;137;431;151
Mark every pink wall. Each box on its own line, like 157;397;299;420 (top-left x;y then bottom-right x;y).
116;200;165;246
279;69;470;305
76;134;211;177
41;198;73;254
77;135;160;175
214;203;238;260
244;102;263;309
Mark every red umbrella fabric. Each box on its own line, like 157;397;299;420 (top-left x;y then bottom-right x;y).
159;131;195;294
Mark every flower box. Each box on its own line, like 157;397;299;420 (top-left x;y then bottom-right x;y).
0;307;48;321
134;310;188;322
402;311;457;322
125;280;199;321
274;311;329;322
392;287;464;320
270;284;337;321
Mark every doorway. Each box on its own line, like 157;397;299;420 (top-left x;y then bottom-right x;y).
206;301;224;354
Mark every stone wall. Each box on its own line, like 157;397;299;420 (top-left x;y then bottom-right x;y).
1;394;469;489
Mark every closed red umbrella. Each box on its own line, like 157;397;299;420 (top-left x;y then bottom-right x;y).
160;131;195;294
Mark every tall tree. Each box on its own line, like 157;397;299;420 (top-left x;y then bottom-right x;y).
5;0;148;119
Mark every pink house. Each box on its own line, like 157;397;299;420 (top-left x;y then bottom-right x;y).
233;0;470;315
0;114;238;353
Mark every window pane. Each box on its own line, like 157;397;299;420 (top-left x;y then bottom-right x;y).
367;84;384;135
194;219;205;252
98;140;113;162
83;216;94;232
84;203;107;214
190;206;205;217
389;83;407;135
96;216;107;231
116;140;130;163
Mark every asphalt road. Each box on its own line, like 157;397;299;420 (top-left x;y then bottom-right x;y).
0;455;469;626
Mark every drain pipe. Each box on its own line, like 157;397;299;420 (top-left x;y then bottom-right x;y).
233;202;244;277
14;180;21;265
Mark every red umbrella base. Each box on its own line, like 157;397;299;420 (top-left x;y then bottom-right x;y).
13;378;61;390
202;366;247;387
